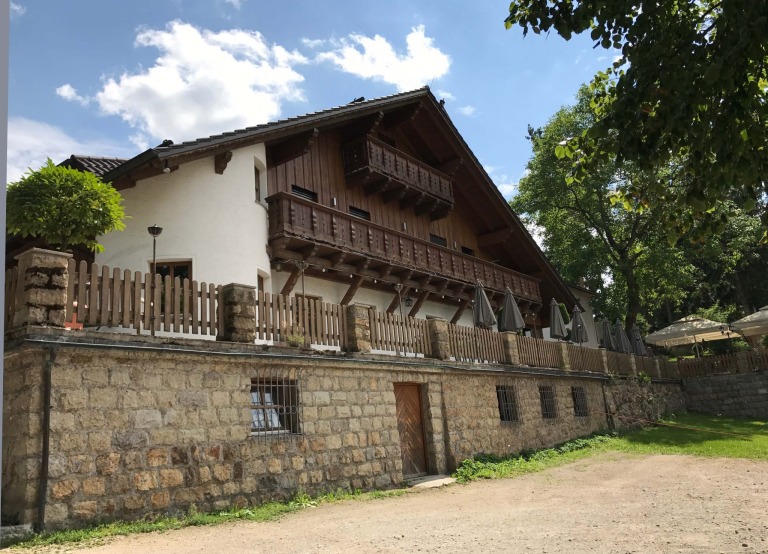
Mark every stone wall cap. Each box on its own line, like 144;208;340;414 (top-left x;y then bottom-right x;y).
14;247;73;261
221;283;257;290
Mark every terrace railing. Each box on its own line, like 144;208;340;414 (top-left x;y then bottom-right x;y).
255;291;347;349
447;324;504;364
368;309;431;356
516;335;564;369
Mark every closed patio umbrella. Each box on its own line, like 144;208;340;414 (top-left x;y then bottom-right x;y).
473;282;497;329
629;323;648;356
549;298;567;340
597;319;617;351
614;319;633;354
731;306;768;337
570;306;589;345
498;287;526;332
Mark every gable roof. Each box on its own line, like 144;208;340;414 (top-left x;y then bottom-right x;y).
60;155;128;177
101;87;576;308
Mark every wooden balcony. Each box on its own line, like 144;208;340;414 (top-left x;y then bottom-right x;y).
267;192;541;304
342;136;454;220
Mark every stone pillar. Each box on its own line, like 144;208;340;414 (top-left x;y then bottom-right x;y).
735;352;753;374
344;305;371;353
216;283;256;343
628;354;638;377
560;342;571;370
13;248;72;328
650;358;662;379
600;349;609;374
501;332;521;365
426;317;451;360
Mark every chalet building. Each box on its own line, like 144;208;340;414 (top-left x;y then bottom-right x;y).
91;87;577;331
4;89;687;531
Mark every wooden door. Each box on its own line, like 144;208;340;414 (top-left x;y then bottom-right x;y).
393;383;427;477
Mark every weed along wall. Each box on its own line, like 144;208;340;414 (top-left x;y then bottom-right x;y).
2;326;682;529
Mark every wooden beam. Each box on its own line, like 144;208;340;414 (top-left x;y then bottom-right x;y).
451;299;470;324
477;228;514;248
378;264;393;280
386;286;410;314
214;150;233;175
364;177;393;196
381;103;422;129
367;111;385;135
301;244;319;260
408;290;430;318
340;275;364;306
415;197;439;217
383;184;407;204
437;157;463;177
329;252;347;268
268;128;319;166
399;191;425;210
280;267;302;296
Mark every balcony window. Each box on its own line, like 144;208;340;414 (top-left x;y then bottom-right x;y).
291;184;318;202
349;206;371;221
429;234;447;247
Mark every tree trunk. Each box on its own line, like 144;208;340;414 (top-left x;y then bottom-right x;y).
618;257;641;331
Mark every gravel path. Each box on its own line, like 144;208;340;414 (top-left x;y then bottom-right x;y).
31;454;768;553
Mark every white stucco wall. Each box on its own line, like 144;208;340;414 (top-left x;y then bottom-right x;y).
97;145;271;291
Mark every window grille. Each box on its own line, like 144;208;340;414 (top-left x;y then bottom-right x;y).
250;371;302;441
538;385;557;419
496;385;520;423
571;386;589;417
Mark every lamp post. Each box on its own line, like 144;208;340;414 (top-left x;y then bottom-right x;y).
147;224;163;337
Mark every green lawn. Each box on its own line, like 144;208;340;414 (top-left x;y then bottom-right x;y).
453;413;768;482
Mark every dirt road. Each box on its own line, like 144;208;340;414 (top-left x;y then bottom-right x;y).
37;454;768;553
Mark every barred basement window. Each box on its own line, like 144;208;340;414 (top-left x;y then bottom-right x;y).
496;385;520;423
539;385;557;420
572;386;589;417
250;374;302;441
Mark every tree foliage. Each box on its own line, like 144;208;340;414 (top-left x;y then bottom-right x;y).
505;0;768;240
6;159;126;252
512;89;697;329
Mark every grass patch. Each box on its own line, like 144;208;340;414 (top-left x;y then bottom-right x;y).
3;487;408;550
453;413;768;483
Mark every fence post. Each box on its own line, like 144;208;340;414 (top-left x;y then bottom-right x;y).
735;351;752;374
13;248;72;328
344;305;371;353
426;317;451;360
217;283;256;343
600;349;609;374
559;343;571;370
501;332;521;366
628;354;638;377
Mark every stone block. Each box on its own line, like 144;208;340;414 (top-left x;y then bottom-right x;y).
82;478;106;497
113;430;148;449
134;471;158;491
160;468;185;488
151;490;170;509
147;448;169;467
51;479;79;500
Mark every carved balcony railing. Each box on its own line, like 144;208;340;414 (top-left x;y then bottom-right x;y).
267;192;541;303
342;136;454;220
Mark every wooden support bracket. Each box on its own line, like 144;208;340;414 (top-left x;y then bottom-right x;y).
280;267;302;296
340;275;364;306
214;150;233;175
408;290;430;318
451;298;470;324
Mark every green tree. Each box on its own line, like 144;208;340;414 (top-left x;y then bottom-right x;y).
504;0;768;239
6;159;126;252
511;90;696;330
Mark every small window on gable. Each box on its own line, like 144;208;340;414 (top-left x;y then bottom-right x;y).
539;385;557;420
349;206;371;220
251;375;302;440
429;234;447;247
571;386;589;417
254;167;261;202
291;184;318;202
496;385;520;423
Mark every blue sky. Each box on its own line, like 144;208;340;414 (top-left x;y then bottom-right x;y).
7;1;614;197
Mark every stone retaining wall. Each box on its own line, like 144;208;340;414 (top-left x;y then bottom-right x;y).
684;372;768;419
604;378;687;430
3;328;683;529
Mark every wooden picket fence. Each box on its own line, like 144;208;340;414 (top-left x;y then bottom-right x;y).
368;309;431;356
255;291;347;348
516;335;564;369
607;351;634;375
678;352;741;378
447;324;504;364
4;266;19;329
635;355;659;377
567;344;604;373
66;260;223;336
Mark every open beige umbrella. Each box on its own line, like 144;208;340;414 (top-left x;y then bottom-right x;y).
644;316;730;348
731;306;768;337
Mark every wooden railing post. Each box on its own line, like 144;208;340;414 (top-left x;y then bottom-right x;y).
501;332;521;366
344;305;372;353
426;317;451;360
217;283;256;343
13;248;72;328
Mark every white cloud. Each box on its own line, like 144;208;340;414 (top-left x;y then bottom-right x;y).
315;25;450;92
6;117;134;184
223;0;243;8
56;84;90;106
435;89;455;101
484;165;521;200
301;38;327;49
457;105;476;116
71;21;308;145
10;2;26;17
